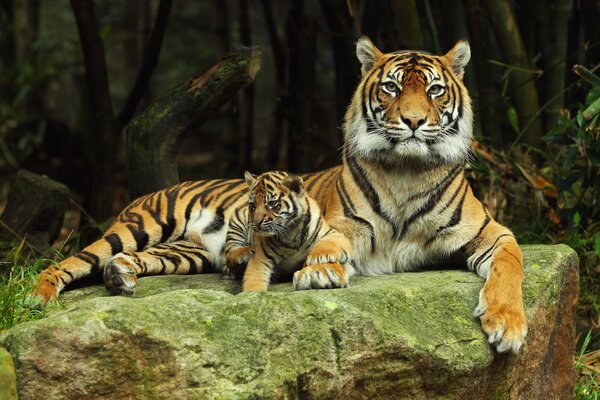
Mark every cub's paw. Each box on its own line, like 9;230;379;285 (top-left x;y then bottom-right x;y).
474;291;528;354
221;263;247;280
223;246;253;280
104;254;138;296
306;247;349;266
293;262;349;290
226;246;254;267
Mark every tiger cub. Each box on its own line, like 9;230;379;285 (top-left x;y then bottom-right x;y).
224;171;353;292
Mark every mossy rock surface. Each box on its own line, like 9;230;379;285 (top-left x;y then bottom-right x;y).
0;244;578;399
0;347;18;400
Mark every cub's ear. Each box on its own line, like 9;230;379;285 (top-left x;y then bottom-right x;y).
244;171;257;186
356;36;383;76
283;174;304;196
444;40;470;80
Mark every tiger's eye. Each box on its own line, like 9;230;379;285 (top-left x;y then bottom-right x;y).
267;200;280;210
248;201;256;211
428;84;445;96
382;81;399;94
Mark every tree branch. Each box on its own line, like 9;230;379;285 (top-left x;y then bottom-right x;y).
126;46;262;198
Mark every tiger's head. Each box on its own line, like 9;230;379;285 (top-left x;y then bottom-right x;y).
344;36;473;167
244;171;307;237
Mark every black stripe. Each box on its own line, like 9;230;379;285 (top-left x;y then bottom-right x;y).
462;208;491;252
158;257;167;274
400;166;463;238
437;177;466;214
347;156;400;237
425;183;469;246
60;267;75;279
178;253;199;274
127;224;149;251
305;169;328;193
180;179;222;198
472;233;513;271
74;250;100;266
407;165;461;202
203;207;225;234
336;176;376;253
104;233;123;255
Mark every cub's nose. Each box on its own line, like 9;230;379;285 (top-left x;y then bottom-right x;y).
401;114;427;130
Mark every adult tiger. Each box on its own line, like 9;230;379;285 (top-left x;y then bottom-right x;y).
35;37;527;354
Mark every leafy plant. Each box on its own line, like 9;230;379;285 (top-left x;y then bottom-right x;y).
575;331;600;400
543;65;600;320
0;243;57;332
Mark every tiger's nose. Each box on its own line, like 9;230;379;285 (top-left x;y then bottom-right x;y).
401;115;427;130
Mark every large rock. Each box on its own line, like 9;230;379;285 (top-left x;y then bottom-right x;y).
0;245;578;399
0;347;17;400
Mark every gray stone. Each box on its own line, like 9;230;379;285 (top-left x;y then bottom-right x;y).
0;244;578;399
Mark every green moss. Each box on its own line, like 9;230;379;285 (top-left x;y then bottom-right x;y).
0;347;17;400
0;245;578;399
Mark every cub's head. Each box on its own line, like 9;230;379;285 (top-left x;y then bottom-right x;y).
344;36;473;167
244;171;307;237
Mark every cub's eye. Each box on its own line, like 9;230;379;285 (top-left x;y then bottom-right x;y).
248;201;256;211
428;84;445;96
266;200;280;210
381;81;399;94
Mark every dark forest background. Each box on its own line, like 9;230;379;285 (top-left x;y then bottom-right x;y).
0;0;599;369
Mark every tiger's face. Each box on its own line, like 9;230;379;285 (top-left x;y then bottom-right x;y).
244;171;306;237
344;36;473;167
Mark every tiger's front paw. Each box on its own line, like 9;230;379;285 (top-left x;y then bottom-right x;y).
223;246;254;280
474;290;528;354
293;262;349;290
104;254;138;296
306;247;350;266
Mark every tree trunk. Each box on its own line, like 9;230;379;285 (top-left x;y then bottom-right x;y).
70;0;118;221
422;0;441;53
319;0;360;142
0;0;16;71
382;0;424;50
238;0;254;172
443;0;480;137
0;170;69;257
465;0;503;147
260;0;285;169
126;47;262;198
285;0;317;172
117;0;172;130
482;0;543;148
213;0;241;175
541;0;572;129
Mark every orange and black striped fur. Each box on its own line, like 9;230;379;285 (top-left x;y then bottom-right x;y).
36;37;527;353
223;171;353;292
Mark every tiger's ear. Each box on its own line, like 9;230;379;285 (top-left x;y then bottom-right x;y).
244;171;256;186
356;36;382;76
283;174;304;196
444;40;471;80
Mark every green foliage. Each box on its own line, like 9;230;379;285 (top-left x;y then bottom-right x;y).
543;65;600;321
0;41;55;170
574;331;600;400
0;244;56;332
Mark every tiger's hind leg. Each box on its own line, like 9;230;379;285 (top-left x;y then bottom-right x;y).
104;240;215;295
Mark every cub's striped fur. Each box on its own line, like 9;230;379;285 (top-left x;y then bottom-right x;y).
36;37;527;354
224;171;353;292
